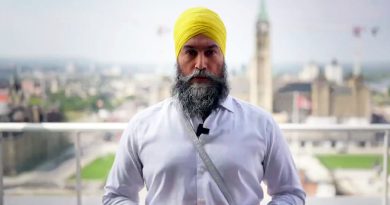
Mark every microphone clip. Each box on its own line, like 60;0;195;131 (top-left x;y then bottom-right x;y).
196;124;210;137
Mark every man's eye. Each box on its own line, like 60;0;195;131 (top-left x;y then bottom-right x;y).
185;50;197;56
205;50;215;56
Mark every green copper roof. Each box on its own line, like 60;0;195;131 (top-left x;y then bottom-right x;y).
258;0;268;21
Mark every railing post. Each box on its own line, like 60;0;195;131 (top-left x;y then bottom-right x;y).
0;132;3;205
75;132;82;205
343;131;351;153
383;130;389;205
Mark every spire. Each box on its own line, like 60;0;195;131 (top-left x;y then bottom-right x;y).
258;0;268;22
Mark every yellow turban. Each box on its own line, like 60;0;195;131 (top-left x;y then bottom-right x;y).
174;7;227;58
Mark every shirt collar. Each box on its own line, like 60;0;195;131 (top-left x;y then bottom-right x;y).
219;95;234;113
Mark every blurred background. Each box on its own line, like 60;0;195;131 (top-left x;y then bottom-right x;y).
0;0;389;204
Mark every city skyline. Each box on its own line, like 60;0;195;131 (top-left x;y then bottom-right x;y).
0;0;389;66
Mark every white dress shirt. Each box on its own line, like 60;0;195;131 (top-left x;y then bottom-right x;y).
103;95;305;205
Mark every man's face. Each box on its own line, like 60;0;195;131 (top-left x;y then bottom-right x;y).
173;34;229;119
177;34;225;84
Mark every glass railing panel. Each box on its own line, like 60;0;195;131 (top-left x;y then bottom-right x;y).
2;130;123;205
0;124;388;205
283;130;388;204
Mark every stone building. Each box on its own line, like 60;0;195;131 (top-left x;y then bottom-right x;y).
249;0;273;112
275;71;371;123
311;74;371;121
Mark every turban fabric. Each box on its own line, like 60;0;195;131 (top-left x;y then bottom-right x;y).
173;7;227;58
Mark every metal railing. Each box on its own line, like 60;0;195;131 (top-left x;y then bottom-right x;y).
0;123;389;205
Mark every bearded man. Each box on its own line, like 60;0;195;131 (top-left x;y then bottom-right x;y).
103;7;305;205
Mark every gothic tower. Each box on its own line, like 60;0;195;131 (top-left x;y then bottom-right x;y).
250;0;273;112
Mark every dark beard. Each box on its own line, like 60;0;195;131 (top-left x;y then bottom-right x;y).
172;63;229;119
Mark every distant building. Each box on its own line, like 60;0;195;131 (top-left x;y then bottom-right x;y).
311;74;330;117
0;84;10;117
230;71;250;102
311;73;371;121
275;69;371;122
324;59;343;85
299;62;320;82
275;82;312;122
103;66;122;77
131;74;172;107
156;76;172;102
250;0;273;112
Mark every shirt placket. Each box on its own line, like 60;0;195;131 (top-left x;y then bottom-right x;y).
192;114;214;205
196;139;206;205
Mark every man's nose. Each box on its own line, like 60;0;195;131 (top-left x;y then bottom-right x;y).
195;54;207;70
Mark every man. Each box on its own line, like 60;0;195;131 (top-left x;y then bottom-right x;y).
103;7;305;205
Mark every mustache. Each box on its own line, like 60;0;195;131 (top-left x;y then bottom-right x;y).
177;69;225;84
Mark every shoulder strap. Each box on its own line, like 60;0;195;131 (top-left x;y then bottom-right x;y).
179;111;235;205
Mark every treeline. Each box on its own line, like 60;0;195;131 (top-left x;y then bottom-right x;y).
47;90;114;112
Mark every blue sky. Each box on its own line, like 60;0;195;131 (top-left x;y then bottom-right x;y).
0;0;389;66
